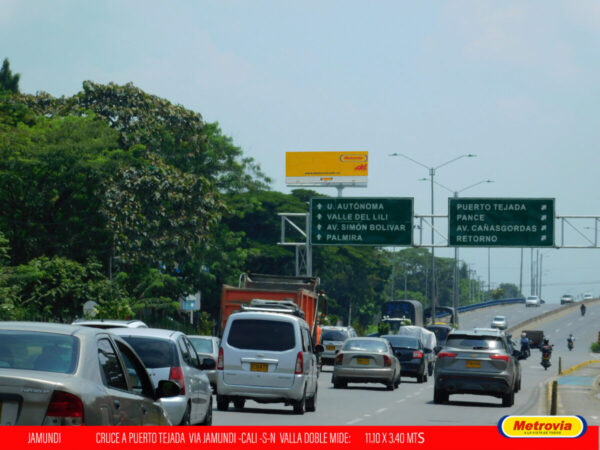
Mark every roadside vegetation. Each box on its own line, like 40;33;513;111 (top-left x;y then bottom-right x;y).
0;58;522;332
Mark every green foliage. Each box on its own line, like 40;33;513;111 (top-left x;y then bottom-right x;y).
591;342;600;353
0;59;20;93
377;321;390;335
196;311;214;335
0;114;121;265
0;256;119;321
102;153;224;269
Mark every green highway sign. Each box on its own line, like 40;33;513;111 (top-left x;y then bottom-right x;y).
310;197;413;246
448;198;555;247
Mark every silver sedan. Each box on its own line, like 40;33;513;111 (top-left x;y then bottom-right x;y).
0;322;179;425
331;337;401;390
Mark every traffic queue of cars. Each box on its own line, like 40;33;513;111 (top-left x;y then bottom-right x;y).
0;303;532;426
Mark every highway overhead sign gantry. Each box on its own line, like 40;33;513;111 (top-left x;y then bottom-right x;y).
310;197;413;246
448;198;555;247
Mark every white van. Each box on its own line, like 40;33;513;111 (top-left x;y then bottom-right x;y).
216;307;323;414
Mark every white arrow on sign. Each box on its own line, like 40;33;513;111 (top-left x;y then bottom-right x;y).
317;213;322;220
317;203;323;210
541;215;547;221
541;235;547;241
317;224;322;230
317;234;322;240
541;204;547;211
541;225;547;231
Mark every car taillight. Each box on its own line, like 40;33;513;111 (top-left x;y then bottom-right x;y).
169;366;186;395
412;350;423;359
335;353;344;365
295;352;304;374
490;354;510;363
217;347;224;370
383;355;392;367
438;351;458;359
43;390;84;425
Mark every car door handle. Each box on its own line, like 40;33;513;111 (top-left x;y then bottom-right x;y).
113;400;120;409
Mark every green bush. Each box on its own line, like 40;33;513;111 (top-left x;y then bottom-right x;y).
591;342;600;353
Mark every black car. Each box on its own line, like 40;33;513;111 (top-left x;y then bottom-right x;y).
381;335;428;383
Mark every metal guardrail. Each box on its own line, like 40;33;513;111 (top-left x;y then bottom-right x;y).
456;298;524;313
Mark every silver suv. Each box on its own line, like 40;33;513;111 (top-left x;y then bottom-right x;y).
433;328;523;407
320;326;357;366
216;304;323;414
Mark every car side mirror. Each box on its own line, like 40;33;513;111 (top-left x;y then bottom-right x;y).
434;346;442;355
201;358;216;370
156;379;181;399
314;344;324;354
334;349;340;354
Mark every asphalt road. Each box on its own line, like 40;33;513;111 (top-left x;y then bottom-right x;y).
211;301;599;426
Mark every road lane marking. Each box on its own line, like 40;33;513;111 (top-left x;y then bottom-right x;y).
375;408;387;414
396;399;406;403
346;418;363;425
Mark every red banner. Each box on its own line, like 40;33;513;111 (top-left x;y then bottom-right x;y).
2;426;598;450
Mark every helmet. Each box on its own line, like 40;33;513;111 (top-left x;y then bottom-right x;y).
543;338;549;345
521;332;526;337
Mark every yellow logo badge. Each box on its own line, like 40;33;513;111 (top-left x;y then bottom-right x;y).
498;415;587;438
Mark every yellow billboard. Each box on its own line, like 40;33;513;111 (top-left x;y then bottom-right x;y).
285;151;368;186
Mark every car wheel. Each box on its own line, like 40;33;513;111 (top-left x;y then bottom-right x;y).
502;390;515;407
428;362;434;377
293;389;306;415
394;377;401;388
201;399;213;426
433;388;448;404
417;372;425;383
305;385;317;412
333;377;345;389
179;404;191;425
233;398;245;410
216;395;229;411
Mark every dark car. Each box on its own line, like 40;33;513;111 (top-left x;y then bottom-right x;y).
433;328;523;407
381;335;427;383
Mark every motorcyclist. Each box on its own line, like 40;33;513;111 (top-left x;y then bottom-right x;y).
580;303;586;316
520;332;531;357
540;338;553;358
567;333;575;350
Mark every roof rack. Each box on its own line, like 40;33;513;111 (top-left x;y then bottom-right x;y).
239;299;305;319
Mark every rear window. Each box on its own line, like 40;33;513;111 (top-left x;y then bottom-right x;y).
227;319;295;351
445;335;505;351
381;335;419;348
189;337;214;354
343;339;388;353
321;329;349;342
121;337;179;368
0;331;79;373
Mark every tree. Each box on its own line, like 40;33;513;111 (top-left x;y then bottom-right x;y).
0;59;20;93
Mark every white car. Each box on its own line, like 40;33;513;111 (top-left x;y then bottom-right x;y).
490;315;508;330
560;294;575;304
525;295;541;307
583;293;593;301
111;328;213;425
216;303;323;414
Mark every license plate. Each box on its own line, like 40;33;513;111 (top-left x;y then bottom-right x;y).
250;362;268;372
466;360;481;368
326;345;335;351
356;357;369;365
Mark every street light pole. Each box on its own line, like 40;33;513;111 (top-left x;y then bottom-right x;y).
390;153;476;324
422;178;492;325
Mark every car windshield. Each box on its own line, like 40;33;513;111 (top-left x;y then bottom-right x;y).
0;331;79;373
527;296;538;300
446;335;505;350
321;329;349;341
228;319;295;351
189;337;213;354
381;335;419;349
121;337;179;368
343;339;388;353
493;316;505;321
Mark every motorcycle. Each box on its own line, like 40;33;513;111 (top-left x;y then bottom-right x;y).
541;352;551;370
567;339;574;351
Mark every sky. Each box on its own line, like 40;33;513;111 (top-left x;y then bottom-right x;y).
2;0;600;304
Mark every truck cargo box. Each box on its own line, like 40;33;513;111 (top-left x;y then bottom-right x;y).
220;273;320;334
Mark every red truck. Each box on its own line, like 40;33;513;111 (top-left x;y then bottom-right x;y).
219;273;322;336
